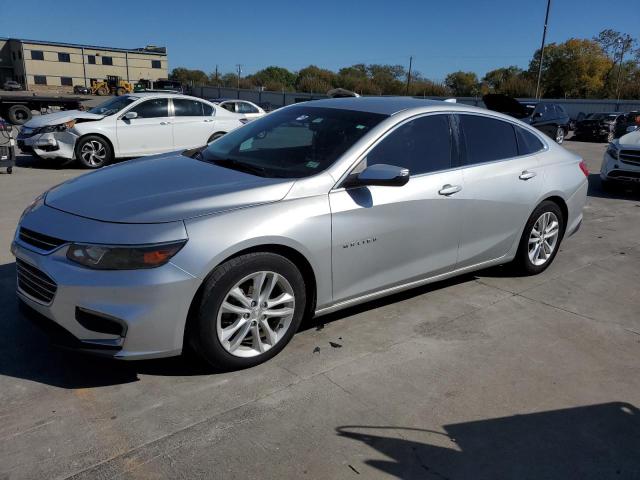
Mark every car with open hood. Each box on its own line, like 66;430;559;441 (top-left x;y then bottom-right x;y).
17;93;244;168
574;112;623;142
13;97;587;370
483;94;570;144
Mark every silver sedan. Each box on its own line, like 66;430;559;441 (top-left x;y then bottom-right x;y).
12;97;588;370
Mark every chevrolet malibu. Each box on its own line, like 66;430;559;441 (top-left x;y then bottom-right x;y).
13;97;588;370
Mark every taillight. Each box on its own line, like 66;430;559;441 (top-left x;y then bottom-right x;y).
579;160;589;177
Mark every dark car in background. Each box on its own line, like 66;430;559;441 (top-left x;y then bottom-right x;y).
483;94;570;144
613;111;640;139
73;85;91;95
574;112;623;142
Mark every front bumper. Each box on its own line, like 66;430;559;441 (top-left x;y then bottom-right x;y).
12;206;199;360
17;131;76;160
600;151;640;183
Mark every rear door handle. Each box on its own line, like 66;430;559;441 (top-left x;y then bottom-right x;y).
160;121;171;125
519;170;537;180
438;184;462;196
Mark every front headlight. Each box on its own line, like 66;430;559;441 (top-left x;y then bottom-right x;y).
39;120;76;134
66;240;187;270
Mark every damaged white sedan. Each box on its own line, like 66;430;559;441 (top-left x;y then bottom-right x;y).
17;93;245;168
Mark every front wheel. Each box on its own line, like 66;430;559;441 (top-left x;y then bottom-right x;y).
75;135;113;168
512;201;564;275
555;126;565;144
189;252;306;370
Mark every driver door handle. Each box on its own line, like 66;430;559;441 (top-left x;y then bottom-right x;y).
160;121;171;125
519;170;537;180
438;184;462;196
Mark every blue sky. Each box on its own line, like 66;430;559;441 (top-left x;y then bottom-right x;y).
1;0;638;80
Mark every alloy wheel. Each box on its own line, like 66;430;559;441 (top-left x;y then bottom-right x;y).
216;271;295;358
528;211;560;266
555;127;564;144
80;140;107;167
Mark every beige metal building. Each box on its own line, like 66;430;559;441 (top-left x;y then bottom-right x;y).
0;38;168;92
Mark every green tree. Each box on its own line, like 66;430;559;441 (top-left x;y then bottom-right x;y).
529;38;612;98
295;65;337;92
445;71;479;96
249;66;296;90
169;68;210;85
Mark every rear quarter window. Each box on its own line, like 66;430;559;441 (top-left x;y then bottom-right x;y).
515;126;545;155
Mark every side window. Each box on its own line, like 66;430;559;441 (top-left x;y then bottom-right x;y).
221;102;236;113
364;115;452;175
31;50;44;60
459;115;518;165
203;103;214;116
129;98;169;118
173;99;204;116
515;126;545;155
238;102;259;114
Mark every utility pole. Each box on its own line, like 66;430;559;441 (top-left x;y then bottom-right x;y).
236;64;242;89
615;39;627;102
214;64;219;86
405;56;413;95
535;0;552;99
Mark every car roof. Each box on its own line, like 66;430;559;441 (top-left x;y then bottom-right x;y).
124;92;210;102
300;97;474;115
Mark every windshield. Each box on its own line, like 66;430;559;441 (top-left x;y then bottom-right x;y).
88;96;138;116
201;106;387;178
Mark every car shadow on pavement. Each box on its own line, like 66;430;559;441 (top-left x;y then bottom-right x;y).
0;262;211;389
587;173;640;201
336;402;640;479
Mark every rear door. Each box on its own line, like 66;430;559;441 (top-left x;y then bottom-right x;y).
330;113;463;302
171;98;213;149
116;98;172;156
455;114;544;268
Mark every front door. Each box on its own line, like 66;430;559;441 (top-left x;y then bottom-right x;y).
330;114;463;303
116;98;173;156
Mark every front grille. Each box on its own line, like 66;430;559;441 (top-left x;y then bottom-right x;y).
620;150;640;166
16;258;58;304
609;170;640;180
19;227;66;252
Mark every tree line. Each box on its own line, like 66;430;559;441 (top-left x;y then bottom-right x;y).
170;29;640;99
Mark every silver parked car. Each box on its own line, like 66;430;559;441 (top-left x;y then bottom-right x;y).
12;97;588;370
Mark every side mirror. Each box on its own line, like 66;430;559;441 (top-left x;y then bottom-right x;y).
348;164;410;187
123;111;138;120
533;112;543;119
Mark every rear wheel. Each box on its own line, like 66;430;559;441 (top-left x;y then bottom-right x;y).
555;126;565;144
7;105;32;125
189;252;306;370
513;201;564;275
75;135;113;168
97;87;108;96
116;87;126;96
606;131;614;143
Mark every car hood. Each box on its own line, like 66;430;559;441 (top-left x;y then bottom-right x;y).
619;130;640;147
24;110;104;128
45;152;295;223
482;94;530;118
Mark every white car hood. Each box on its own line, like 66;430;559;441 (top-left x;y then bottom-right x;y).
24;110;104;128
619;130;640;147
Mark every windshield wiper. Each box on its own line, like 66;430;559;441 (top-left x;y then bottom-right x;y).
211;158;271;177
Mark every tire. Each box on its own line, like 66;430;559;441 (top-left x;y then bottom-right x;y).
116;87;126;96
7;105;32;125
207;132;226;143
606;131;614;143
512;201;565;275
74;135;113;168
97;87;108;96
7;166;12;174
189;252;307;370
554;126;565;144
